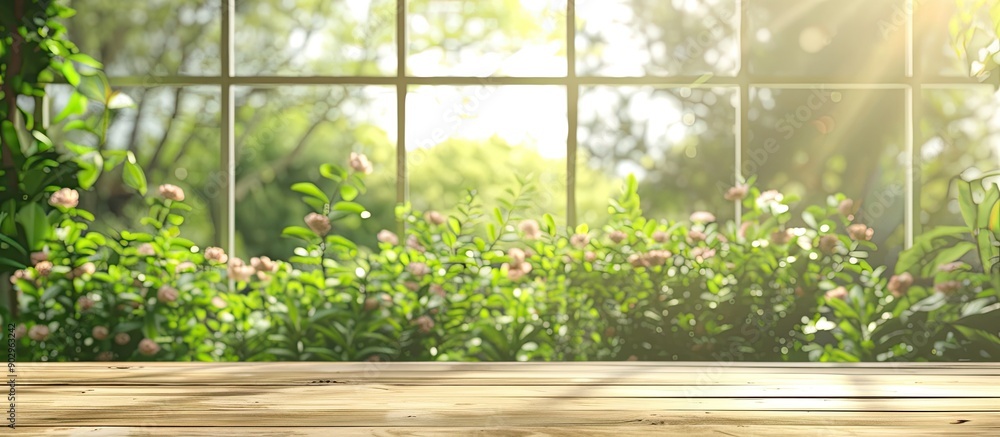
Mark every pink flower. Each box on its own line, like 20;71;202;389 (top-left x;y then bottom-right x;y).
429;284;445;298
888;272;914;298
250;256;278;273
364;297;379;311
96;351;114;361
49;188;80;208
204;246;228;264
377;229;399;245
518;219;542;240
137;243;156;257
304;212;331;236
228;258;255;282
628;254;647;268
630;250;671;268
349;152;373;174
646;250;672;266
691;247;716;261
847;224;874;241
506;263;533;281
175;261;196;274
756;190;784;209
70;262;96;279
934;280;961;295
404;281;420;291
92;326;109;340
819;235;840;255
158;184;185;202
413;315;435;334
609;230;628;244
28;325;50;342
30;251;48;264
838;199;854;216
407;262;430;277
211;296;227;309
424;211;446;225
584;251;597;262
825;286;848;300
652;231;669;243
114;332;131;346
138;339;161;356
77;295;96;311
687;229;707;243
406;235;425;253
34;261;53;277
937;262;966;273
570;233;590;249
157;285;179;303
13;324;26;339
724;185;749;201
508;248;528;267
689;211;716;224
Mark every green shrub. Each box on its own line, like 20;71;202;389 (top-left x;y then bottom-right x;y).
8;157;999;362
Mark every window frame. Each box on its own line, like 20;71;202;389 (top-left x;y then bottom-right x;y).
93;0;984;268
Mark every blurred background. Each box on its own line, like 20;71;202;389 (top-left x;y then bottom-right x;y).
54;0;1000;269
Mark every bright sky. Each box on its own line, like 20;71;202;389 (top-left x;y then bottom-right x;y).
339;0;690;166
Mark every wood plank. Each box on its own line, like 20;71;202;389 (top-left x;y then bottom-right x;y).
14;410;999;428
16;382;1000;398
25;425;1000;437
16;362;1000;386
12;362;998;434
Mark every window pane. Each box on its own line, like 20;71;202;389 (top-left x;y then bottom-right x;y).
67;0;220;76
407;0;566;77
920;87;1000;229
576;0;739;77
47;85;222;245
233;86;397;259
577;86;737;226
915;1;993;77
235;0;396;76
747;88;907;265
748;0;905;78
406;85;567;224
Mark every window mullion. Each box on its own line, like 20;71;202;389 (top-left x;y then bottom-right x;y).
397;0;407;236
567;0;577;228
221;0;235;285
736;0;750;226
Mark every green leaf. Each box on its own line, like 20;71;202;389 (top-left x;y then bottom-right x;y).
320;164;346;182
291;183;330;203
332;201;365;214
339;184;359;202
15;203;50;251
76;151;103;189
123;152;147;195
956;179;978;229
54;91;86;123
0;233;27;257
575;223;589;235
448;216;462;235
544;213;557;236
69;53;103;69
61;62;81;86
282;226;319;242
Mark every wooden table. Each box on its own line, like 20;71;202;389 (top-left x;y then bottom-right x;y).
12;362;1000;435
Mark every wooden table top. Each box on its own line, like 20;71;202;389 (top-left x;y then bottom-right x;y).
12;362;1000;436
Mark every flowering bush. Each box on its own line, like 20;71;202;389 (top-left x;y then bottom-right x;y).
7;156;999;362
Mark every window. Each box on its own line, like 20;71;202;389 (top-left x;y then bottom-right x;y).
63;0;997;265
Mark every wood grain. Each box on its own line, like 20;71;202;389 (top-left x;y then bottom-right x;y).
12;362;1000;435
